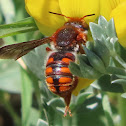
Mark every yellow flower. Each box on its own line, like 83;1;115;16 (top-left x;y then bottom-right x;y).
25;0;99;36
72;78;94;95
100;0;126;47
25;0;99;95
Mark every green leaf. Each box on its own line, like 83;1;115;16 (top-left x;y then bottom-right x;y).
47;98;66;116
75;95;105;126
106;18;117;38
47;98;64;108
101;37;114;55
0;17;38;38
121;93;126;98
37;119;48;126
86;41;94;51
92;75;124;93
76;92;92;106
106;66;126;76
78;55;101;79
20;68;33;126
27;108;40;126
94;39;110;67
117;43;126;63
23;51;44;80
102;94;114;126
112;79;126;92
118;96;126;126
23;44;48;80
0;60;21;93
84;46;106;73
78;54;89;64
69;62;83;77
98;16;108;30
112;79;126;85
89;22;106;40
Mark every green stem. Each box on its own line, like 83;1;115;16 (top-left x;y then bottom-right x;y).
102;93;114;126
27;71;51;125
20;67;33;126
0;92;21;126
62;117;71;126
43;109;50;126
26;70;51;125
118;95;126;126
28;71;42;114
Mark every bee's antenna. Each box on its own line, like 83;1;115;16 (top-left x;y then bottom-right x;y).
80;14;95;20
49;11;71;19
49;11;95;21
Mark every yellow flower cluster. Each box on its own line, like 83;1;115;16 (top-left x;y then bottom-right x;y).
25;0;99;35
25;0;126;95
25;0;126;47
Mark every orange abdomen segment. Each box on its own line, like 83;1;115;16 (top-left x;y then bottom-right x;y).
45;51;77;95
48;86;56;92
59;86;71;92
59;77;72;83
60;67;71;73
45;67;53;75
46;77;53;84
62;58;72;64
47;57;54;65
45;66;72;76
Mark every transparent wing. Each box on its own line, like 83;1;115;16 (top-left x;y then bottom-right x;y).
0;37;52;60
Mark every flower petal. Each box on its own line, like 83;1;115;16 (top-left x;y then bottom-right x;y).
59;0;100;23
35;20;59;36
25;0;65;36
110;1;126;47
72;78;94;96
100;0;126;20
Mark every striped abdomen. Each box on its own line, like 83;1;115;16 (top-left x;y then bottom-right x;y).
45;51;78;97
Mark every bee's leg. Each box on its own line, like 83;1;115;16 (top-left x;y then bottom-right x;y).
64;106;72;117
78;42;85;54
46;47;52;52
63;93;72;117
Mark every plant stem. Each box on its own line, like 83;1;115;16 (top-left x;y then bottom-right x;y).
62;117;71;126
102;93;114;126
28;71;42;114
118;95;126;126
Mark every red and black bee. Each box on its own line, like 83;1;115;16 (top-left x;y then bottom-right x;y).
0;12;94;116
